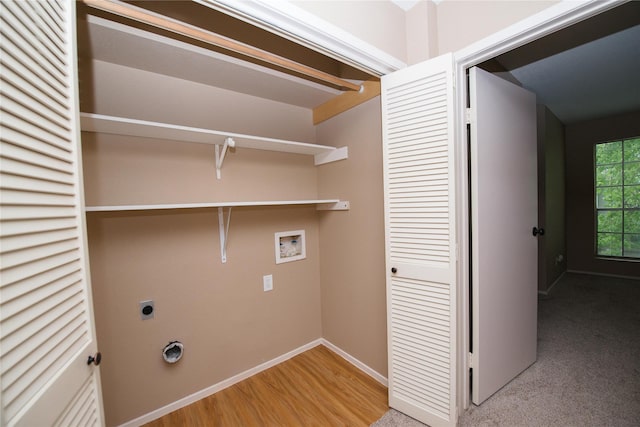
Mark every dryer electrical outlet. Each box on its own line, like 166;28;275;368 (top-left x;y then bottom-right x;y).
139;300;155;320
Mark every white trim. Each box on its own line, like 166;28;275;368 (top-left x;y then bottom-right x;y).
195;0;406;76
454;0;625;65
454;0;629;411
566;269;640;281
390;0;421;12
118;339;324;427
320;339;388;387
538;271;567;296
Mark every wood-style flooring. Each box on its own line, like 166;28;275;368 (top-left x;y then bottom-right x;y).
144;345;389;426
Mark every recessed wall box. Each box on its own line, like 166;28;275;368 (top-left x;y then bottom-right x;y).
275;230;306;264
139;300;154;320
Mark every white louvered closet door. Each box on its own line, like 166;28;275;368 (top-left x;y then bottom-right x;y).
0;1;104;426
381;53;457;427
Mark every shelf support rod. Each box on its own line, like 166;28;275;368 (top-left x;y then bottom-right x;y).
218;206;232;263
215;137;235;179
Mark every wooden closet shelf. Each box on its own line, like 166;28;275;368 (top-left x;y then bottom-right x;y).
84;199;350;212
80;113;348;165
85;199;350;263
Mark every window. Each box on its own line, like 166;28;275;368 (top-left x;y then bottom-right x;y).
595;137;640;258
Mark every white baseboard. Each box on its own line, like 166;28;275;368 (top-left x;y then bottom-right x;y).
538;271;566;296
566;269;640;281
118;338;388;426
320;338;388;387
119;338;323;427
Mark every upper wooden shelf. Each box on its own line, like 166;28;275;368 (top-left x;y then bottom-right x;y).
79;113;348;166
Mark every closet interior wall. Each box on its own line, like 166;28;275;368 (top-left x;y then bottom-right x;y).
76;0;400;422
80;35;326;427
317;98;387;377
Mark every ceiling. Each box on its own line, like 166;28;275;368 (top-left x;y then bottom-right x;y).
486;1;640;124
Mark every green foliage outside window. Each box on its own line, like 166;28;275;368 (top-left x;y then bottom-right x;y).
595;138;640;258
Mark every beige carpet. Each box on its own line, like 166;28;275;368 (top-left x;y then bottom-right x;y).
372;273;640;426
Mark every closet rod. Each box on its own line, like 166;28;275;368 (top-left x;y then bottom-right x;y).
82;0;362;92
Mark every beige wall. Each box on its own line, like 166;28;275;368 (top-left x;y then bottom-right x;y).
288;1;559;66
88;207;322;425
82;61;315;143
406;0;438;64
82;62;325;425
316;98;387;376
292;0;408;63
435;0;558;54
537;106;566;292
82;133;319;207
565;110;640;278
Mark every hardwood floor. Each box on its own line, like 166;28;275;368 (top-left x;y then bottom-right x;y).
144;345;389;426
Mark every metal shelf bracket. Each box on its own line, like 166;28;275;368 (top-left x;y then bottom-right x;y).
215;137;236;179
218;206;232;263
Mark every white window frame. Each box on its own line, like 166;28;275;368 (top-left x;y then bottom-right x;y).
594;138;640;259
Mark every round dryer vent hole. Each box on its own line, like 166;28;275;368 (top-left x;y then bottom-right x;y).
162;341;184;364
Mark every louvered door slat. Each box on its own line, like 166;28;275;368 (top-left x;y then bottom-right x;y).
2;96;70;141
0;172;75;195
54;375;100;427
1;238;80;271
382;53;457;427
1;2;66;76
22;1;66;51
2;73;68;127
1;205;79;220
0;49;66;112
0;219;78;241
2;110;74;155
1;227;78;253
1;1;103;425
1;265;81;323
42;1;64;26
1;250;81;291
2;290;85;376
3;316;88;413
1;268;82;321
1;135;75;172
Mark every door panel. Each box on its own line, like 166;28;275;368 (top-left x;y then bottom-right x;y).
469;67;538;405
382;53;457;427
0;1;104;425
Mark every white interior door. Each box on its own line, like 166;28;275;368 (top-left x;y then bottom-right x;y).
469;67;538;405
382;53;457;427
0;1;104;425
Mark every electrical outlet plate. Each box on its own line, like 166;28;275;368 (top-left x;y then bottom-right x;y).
139;300;154;320
263;274;273;292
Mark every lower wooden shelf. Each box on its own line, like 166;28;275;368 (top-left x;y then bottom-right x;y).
84;199;350;264
84;199;348;212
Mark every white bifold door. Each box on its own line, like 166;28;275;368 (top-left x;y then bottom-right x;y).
0;1;104;426
382;57;539;423
469;67;538;405
381;53;458;427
